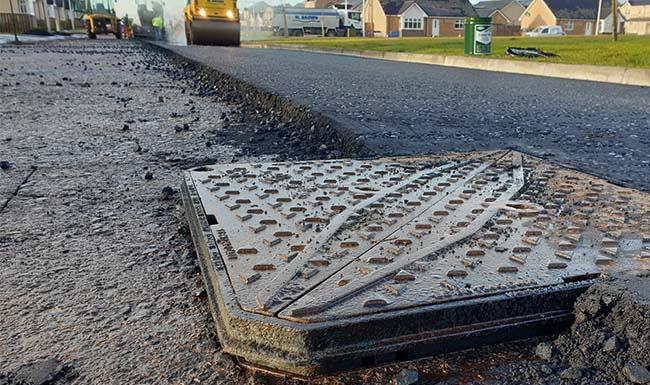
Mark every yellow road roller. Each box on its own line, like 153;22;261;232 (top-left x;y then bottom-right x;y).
84;13;121;40
184;0;240;46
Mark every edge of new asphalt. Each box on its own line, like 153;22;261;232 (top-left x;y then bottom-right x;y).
150;41;648;192
241;42;650;88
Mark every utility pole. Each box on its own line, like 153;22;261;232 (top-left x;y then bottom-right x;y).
595;0;602;35
8;0;20;43
612;0;618;41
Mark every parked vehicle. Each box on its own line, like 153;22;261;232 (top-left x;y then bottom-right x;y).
83;13;121;39
272;8;361;36
524;25;566;37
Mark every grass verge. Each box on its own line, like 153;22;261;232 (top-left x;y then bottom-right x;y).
248;35;650;69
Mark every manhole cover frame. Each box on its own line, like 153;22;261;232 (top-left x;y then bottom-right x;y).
180;152;602;377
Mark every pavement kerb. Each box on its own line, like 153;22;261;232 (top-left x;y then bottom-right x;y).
240;42;650;87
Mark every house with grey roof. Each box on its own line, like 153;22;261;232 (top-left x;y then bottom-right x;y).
519;0;607;34
473;0;526;25
362;0;477;37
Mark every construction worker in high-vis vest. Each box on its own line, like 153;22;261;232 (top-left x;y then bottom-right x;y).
152;15;163;40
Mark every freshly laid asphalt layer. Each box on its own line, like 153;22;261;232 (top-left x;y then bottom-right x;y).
165;45;650;191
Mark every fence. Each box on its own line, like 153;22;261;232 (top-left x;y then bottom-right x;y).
0;13;35;33
492;24;521;36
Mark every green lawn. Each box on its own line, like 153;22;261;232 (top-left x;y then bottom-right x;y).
249;35;650;69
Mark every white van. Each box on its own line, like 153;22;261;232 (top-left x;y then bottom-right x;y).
525;25;566;37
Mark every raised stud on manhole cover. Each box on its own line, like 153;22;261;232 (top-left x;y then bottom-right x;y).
263;238;282;247
526;229;543;237
301;268;319;279
279;252;298;262
308;258;330;267
237;214;253;222
601;247;618;256
557;241;576;251
509;255;525;264
253;264;276;271
393;270;415;282
555;251;573;260
240;273;261;284
386;246;404;256
337;278;351;286
462;259;477;268
447;269;468;278
595;256;613;265
523;237;539;246
600;237;618;247
635;252;650;259
564;233;582;242
364;298;389;307
441;280;459;290
367;256;391;264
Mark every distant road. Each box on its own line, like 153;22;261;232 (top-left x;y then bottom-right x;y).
166;45;650;191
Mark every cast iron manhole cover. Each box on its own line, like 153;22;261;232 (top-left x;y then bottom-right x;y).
182;150;650;376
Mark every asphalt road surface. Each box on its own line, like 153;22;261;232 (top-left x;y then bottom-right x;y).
165;45;650;191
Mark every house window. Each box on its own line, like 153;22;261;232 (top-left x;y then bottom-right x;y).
454;19;464;30
402;17;423;30
18;0;28;13
565;20;574;31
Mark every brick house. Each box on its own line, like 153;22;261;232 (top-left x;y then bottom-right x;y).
519;0;606;35
473;0;525;35
363;0;477;37
474;0;526;25
619;0;650;35
0;0;77;33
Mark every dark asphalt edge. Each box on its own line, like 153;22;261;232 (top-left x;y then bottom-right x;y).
144;41;368;159
505;146;641;192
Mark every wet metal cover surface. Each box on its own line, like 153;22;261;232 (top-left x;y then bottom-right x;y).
181;151;650;376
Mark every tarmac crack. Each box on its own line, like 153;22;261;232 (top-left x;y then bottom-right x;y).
0;166;37;216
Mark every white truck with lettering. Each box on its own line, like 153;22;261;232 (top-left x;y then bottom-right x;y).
272;8;362;36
